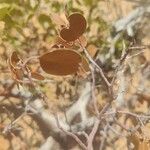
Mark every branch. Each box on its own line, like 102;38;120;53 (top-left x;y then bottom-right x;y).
40;136;61;150
114;6;150;36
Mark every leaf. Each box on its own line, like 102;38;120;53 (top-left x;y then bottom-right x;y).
75;35;87;47
87;44;98;58
12;68;24;81
69;13;86;33
8;52;24;81
31;72;45;80
10;51;20;67
54;36;73;48
60;13;69;26
77;56;89;77
50;13;67;26
39;48;82;76
128;133;150;150
0;3;11;20
60;13;87;42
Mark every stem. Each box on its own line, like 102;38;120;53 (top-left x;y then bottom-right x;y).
78;39;111;88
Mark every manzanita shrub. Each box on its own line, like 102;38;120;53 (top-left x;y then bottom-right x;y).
8;12;96;83
6;10;150;150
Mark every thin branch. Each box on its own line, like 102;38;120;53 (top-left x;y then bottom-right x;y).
78;39;111;88
117;110;150;119
55;114;87;150
99;124;109;150
90;65;100;116
87;119;100;150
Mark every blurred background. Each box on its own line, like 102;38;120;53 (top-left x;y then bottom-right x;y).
0;0;150;150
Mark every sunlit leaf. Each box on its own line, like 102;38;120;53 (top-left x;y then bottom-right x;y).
75;35;87;47
10;51;20;67
128;133;150;150
12;68;24;81
50;13;68;27
31;72;45;80
8;51;24;81
87;44;98;58
77;56;89;76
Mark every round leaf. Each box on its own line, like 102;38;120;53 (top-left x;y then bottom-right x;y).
60;13;86;42
39;49;82;75
69;13;86;35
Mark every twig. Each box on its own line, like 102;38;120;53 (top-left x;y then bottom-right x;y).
78;39;111;88
117;110;150;119
99;124;109;150
108;124;126;137
3;112;26;134
127;49;146;59
22;56;40;67
87;119;100;150
113;118;131;132
90;65;100;116
55;114;87;150
111;42;133;85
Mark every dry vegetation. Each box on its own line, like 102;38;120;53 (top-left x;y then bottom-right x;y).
0;0;150;150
